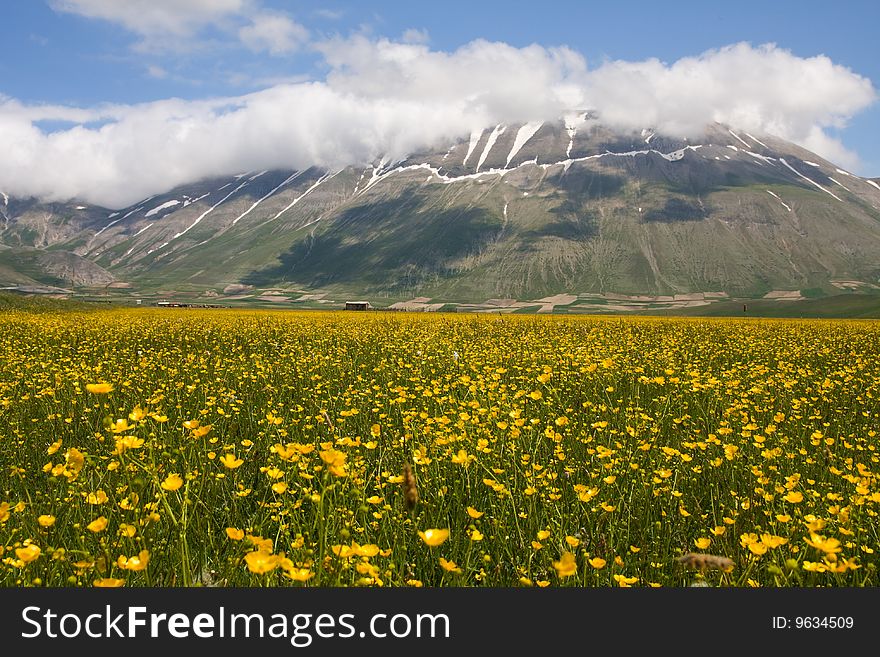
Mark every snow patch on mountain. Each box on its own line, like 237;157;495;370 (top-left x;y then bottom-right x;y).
564;112;589;157
172;178;251;241
145;200;180;217
462;129;483;166
232;170;305;226
94;218;122;236
476;124;506;172
506;122;543;167
779;158;842;201
271;171;340;221
745;133;769;149
766;189;792;211
728;129;751;147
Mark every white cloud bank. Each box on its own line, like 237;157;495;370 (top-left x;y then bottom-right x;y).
0;39;875;208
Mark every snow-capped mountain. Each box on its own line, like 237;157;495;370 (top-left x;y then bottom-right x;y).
2;117;880;300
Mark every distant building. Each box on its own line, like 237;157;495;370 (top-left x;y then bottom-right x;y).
345;301;372;311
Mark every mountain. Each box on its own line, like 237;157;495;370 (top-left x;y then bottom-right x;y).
2;117;880;306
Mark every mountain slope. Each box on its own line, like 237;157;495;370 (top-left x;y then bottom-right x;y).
2;118;879;301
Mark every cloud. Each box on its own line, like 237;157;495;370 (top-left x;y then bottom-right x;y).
313;8;344;21
0;39;875;207
579;43;875;167
50;0;308;53
146;65;168;79
400;28;430;45
239;12;309;55
51;0;247;39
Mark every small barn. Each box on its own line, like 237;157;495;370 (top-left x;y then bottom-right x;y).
345;301;372;311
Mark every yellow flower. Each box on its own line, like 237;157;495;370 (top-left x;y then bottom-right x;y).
451;449;473;466
38;515;56;528
588;557;606;569
15;545;41;564
243;536;271;552
109;418;132;434
128;406;146;421
784;491;804;503
272;482;288;494
319;449;348;477
536;530;551;540
695;537;712;550
182;419;200;430
802;561;828;573
87;490;108;505
244;550;280;574
160;474;184;491
114;435;144;454
470;530;484;541
0;502;9;523
613;574;638;587
576;486;598;502
553;551;578;577
87;516;108;533
64;448;85;480
331;544;354;558
283;567;314;582
94;578;125;587
805;534;842;555
226;527;245;540
350;542;380;557
86;383;113;394
191;424;212;438
438;557;462;574
117;550;150;571
219;454;244;469
760;534;788;549
418;529;450;547
466;507;484;519
803;516;826;532
748;542;769;556
565;536;580;548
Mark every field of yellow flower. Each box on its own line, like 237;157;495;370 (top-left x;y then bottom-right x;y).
1;308;878;587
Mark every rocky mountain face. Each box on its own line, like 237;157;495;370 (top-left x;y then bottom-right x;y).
2;117;880;300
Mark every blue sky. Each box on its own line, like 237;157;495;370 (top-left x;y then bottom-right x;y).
2;1;878;206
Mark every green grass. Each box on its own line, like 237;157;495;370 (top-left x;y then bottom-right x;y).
652;294;880;319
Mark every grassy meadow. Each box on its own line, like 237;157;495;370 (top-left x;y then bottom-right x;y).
0;308;878;587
